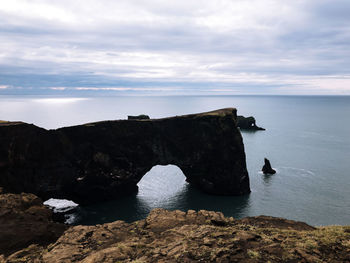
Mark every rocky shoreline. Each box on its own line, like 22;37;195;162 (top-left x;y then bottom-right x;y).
1;192;349;263
1;110;349;262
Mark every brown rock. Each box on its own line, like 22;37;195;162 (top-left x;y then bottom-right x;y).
0;193;67;256
2;204;350;262
236;215;316;231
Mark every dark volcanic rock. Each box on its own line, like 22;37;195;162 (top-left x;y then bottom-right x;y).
0;192;67;256
127;114;150;120
0;108;250;203
262;158;276;174
237;115;265;130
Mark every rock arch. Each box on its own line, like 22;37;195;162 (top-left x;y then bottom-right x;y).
0;108;250;204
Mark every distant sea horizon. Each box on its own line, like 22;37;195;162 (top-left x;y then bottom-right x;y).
1;95;349;226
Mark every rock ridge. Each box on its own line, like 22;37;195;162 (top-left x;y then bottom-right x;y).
0;108;250;203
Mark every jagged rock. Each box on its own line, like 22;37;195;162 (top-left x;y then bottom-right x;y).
0;108;250;204
0;193;67;256
262;158;276;174
127;114;150;120
237;215;315;231
2;206;349;263
237;115;265;130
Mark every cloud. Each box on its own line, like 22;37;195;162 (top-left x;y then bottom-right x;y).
0;0;350;94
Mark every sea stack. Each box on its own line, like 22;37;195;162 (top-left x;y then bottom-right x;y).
262;158;276;174
237;116;265;130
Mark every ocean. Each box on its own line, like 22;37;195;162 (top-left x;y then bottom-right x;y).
1;95;349;226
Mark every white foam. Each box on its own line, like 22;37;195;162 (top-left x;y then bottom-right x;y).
64;214;78;225
44;198;79;213
258;168;278;175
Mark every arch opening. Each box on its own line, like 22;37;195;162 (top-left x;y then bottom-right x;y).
136;165;188;210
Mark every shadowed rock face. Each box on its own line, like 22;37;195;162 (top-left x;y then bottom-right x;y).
127;114;150;120
237;115;265;130
0;108;250;203
262;158;276;174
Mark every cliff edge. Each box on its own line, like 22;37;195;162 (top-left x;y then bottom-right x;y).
1;194;349;263
0;108;249;203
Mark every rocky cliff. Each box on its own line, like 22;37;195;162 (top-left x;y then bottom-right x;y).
1;194;349;263
0;191;67;256
237;116;265;130
0;108;250;203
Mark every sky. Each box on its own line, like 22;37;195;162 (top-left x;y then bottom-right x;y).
1;0;350;95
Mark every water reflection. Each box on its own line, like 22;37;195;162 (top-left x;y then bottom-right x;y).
262;173;275;186
172;184;251;219
32;98;89;104
240;130;261;134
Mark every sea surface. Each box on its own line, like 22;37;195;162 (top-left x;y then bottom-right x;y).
1;95;349;226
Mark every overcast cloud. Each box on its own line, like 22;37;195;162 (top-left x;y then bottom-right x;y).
1;0;350;95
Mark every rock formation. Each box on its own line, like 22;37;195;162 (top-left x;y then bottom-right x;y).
0;108;250;203
0;192;67;256
1;198;349;263
262;158;276;174
127;114;150;120
237;115;265;130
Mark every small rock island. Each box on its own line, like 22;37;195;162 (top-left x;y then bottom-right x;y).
262;158;276;174
237;115;265;130
0;108;250;204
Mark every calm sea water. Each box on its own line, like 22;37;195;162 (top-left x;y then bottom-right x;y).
1;95;349;226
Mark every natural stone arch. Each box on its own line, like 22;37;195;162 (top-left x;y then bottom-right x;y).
0;108;250;204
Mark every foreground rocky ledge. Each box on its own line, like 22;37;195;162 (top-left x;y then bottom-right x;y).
0;108;249;204
1;193;349;263
0;192;67;257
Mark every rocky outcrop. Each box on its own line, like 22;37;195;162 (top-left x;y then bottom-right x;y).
0;193;67;256
262;158;276;174
2;207;349;263
0;108;250;203
237;116;265;130
127;114;150;120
